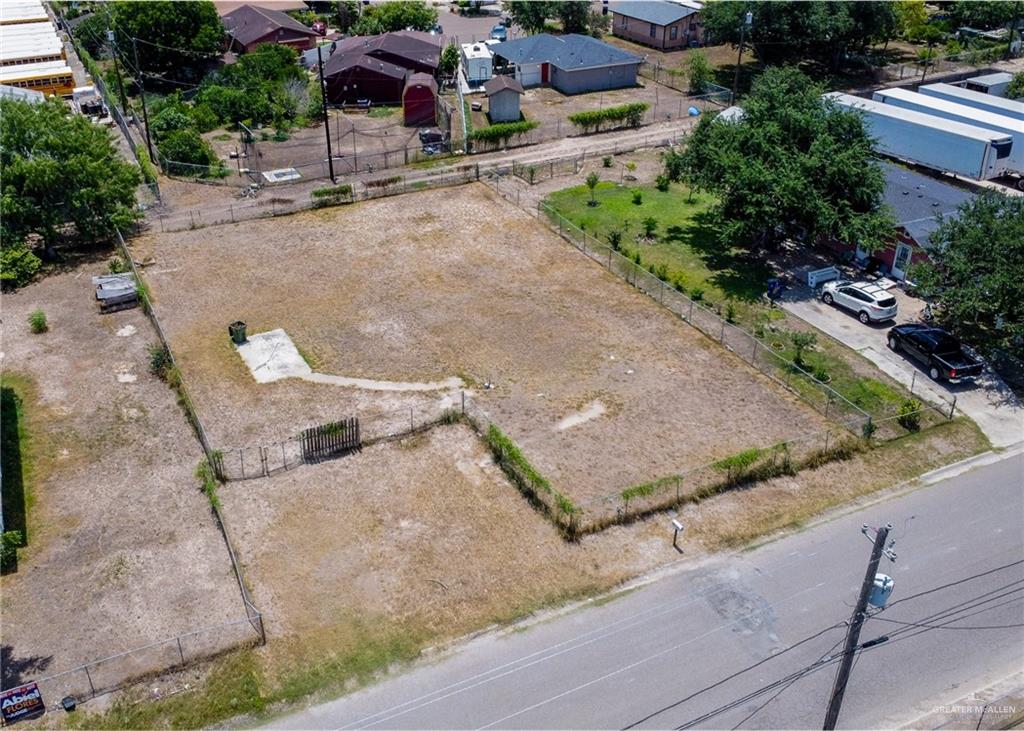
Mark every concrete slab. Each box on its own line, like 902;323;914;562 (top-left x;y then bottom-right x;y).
235;328;463;392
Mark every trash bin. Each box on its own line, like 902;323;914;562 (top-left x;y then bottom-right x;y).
229;321;247;344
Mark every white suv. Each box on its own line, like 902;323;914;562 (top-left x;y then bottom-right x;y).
821;280;898;323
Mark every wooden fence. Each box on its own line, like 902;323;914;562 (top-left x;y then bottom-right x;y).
300;418;361;463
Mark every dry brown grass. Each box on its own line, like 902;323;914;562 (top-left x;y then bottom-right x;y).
682;418;989;551
133;183;831;506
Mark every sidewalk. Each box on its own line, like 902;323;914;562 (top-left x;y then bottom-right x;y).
903;672;1024;729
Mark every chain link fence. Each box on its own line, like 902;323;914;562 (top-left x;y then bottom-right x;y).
27;616;261;710
214;401;461;482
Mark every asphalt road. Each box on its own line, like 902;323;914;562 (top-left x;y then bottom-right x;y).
271;452;1024;730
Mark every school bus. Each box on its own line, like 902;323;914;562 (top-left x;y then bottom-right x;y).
0;59;74;97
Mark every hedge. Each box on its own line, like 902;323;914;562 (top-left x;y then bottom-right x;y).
134;144;158;185
484;424;578;521
568;102;649;133
364;175;402;189
468;119;539;148
311;183;354;206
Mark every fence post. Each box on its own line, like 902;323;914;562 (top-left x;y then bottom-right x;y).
825;393;832;419
410;407;414;432
176;636;185;664
720;319;726;343
84;666;96;696
461;390;466;415
688;299;694;321
824;430;831;452
240;449;245;479
948;396;957;420
282;442;287;470
751;334;758;363
910;370;916;395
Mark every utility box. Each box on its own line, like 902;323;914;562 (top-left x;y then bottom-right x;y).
868;574;894;609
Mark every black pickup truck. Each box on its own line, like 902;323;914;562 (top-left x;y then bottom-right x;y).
887;324;984;382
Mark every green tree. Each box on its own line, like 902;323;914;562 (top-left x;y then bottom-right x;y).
0;99;140;255
158;129;219;176
504;0;551;34
585;171;600;205
589;9;611;38
333;0;360;33
111;1;222;75
911;194;1024;358
71;10;111;58
440;42;460;76
556;0;591;34
702;1;897;70
949;1;1016;30
351;1;437;34
1007;72;1024;100
686;50;714;94
894;0;928;40
672;67;893;252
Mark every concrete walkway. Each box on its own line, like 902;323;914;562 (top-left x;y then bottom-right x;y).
781;289;1023;448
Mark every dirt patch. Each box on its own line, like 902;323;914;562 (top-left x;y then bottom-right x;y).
221;423;666;645
133;183;830;507
0;266;243;693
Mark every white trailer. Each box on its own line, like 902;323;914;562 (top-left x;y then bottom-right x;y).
826;92;1014;180
963;72;1014;97
871;88;1024;173
918;82;1024;122
461;40;498;86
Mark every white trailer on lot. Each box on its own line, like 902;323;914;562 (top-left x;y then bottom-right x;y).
825;92;1014;180
963;72;1014;97
918;83;1024;122
871;88;1024;173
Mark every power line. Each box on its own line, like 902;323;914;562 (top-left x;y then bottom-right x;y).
882;559;1024;611
621;621;846;729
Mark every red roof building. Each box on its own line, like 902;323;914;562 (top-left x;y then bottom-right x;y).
222;4;319;53
403;73;437;126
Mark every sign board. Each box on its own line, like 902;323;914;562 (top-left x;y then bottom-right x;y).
0;682;44;723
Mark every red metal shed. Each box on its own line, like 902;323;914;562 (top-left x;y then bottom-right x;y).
403;73;437;127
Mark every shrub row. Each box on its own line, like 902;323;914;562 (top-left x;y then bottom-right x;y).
134;144;158;185
311;183;354;207
568;102;649;133
484;424;578;531
364;175;403;189
468;120;539;148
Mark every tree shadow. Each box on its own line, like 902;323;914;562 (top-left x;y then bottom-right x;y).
663;211;770;302
1;385;28;575
0;646;52;690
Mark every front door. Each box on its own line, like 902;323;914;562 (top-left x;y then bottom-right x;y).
541;63;549;84
892;243;913;280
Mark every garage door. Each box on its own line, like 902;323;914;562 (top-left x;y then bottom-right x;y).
518;64;541;87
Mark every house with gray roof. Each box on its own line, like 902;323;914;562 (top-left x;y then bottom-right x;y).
610;1;704;51
488;34;642;94
822;161;977;280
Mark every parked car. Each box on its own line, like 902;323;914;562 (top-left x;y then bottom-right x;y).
821;280;898;324
887;324;984;382
418;127;446;145
490;23;507;41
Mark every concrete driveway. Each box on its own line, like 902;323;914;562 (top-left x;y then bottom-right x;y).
781;280;1023;448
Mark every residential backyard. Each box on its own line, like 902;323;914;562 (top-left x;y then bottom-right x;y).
542;178;949;433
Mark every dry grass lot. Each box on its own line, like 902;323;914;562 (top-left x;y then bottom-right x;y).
132;183;830;506
0;264;242;695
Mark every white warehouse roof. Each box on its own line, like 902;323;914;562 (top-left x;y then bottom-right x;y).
0;59;72;83
0;1;48;25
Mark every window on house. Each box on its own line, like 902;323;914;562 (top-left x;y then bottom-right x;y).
621;16;627;28
670;25;678;39
650;23;657;37
689;22;697;31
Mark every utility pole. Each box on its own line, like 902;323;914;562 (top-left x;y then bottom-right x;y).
131;37;154;161
317;43;336;183
823;523;892;730
106;30;128;115
731;10;753;105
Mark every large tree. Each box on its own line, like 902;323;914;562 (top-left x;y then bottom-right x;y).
351;1;437;35
111;1;223;75
702;1;898;70
504;1;551;35
949;1;1017;30
0;99;140;255
911;194;1024;358
1008;72;1024;100
556;1;591;34
669;67;893;251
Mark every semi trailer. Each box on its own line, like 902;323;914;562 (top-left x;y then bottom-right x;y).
918;82;1024;122
826;92;1014;180
963;72;1014;97
871;88;1024;173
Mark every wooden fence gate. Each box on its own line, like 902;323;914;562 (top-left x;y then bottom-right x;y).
300;418;361;462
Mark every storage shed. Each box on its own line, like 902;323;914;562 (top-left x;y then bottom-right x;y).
483;74;523;123
403;73;437;126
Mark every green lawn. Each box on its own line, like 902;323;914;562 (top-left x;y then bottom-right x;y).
545;181;770;316
544;181;926;430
